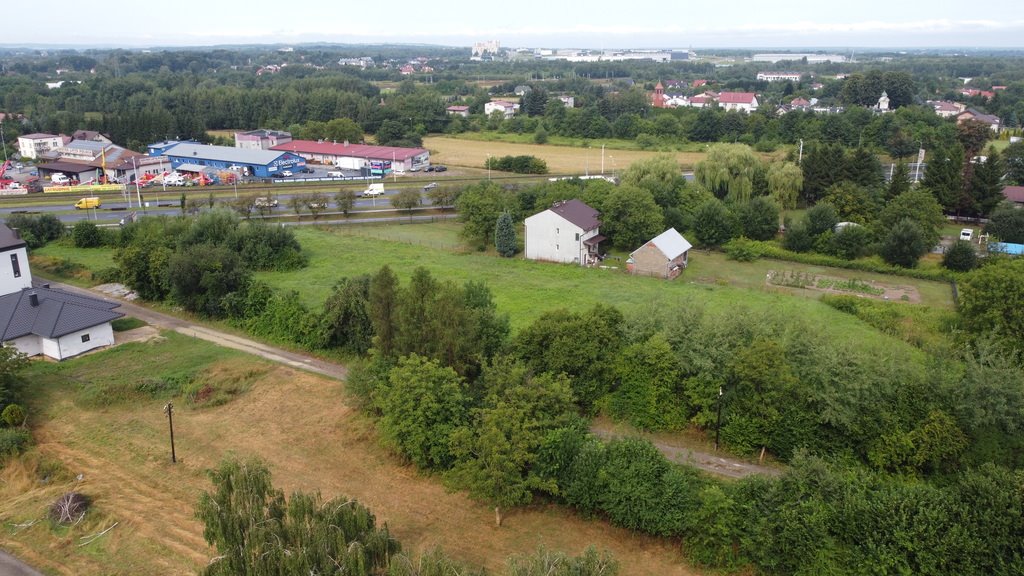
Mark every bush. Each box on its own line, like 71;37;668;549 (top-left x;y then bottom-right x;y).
1;403;25;427
943;240;978;272
733;197;780;241
825;225;874;260
880;219;928;268
92;266;122;284
749;240;955;281
71;220;103;248
692;199;735;247
723;237;763;262
782;223;814;252
5;214;64;248
0;428;30;457
485;155;548;174
805;203;839;237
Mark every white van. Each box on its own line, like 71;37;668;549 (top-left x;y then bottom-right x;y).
959;228;973;241
51;173;70;185
362;183;385;197
164;173;186;186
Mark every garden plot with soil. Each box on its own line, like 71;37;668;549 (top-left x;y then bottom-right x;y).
766;270;921;303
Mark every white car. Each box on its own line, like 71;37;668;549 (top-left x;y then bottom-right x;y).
959;228;973;241
423;182;438;191
280;170;293;177
254;197;279;208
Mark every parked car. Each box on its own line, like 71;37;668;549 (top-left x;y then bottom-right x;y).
300;167;313;174
423;182;438;191
271;173;285;178
424;166;435;172
254;197;279;208
281;170;293;177
433;165;447;172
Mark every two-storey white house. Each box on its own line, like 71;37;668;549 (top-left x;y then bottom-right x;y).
524;199;604;266
0;224;122;360
17;133;67;160
484;100;520;119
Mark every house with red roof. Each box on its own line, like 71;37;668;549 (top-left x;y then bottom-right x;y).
717;92;759;112
1003;185;1024;207
446;105;470;117
270;140;430;173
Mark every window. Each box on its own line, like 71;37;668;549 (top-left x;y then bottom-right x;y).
81;334;90;343
575;233;580;241
10;254;20;278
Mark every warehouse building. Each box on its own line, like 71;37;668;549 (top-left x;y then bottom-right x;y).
150;142;306;178
270;140;429;174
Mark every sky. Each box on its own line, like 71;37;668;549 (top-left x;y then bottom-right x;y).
7;0;1024;49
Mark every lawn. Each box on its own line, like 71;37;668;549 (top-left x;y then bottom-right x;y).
2;332;699;576
254;226;949;362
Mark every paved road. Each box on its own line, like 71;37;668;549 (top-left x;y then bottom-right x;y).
51;281;780;480
0;551;45;576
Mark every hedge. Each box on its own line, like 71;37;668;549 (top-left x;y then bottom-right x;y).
740;240;958;282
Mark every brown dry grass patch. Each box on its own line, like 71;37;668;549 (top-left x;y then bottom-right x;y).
3;362;702;576
424;136;710;174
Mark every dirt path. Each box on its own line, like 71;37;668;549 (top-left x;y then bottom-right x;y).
590;423;782;479
52;281;779;481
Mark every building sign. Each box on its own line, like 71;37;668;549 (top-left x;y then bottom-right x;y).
369;160;392;176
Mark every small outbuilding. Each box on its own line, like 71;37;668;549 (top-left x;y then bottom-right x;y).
626;228;692;279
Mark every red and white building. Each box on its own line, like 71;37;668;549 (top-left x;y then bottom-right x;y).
270;140;430;173
718;92;759;112
446;105;470;117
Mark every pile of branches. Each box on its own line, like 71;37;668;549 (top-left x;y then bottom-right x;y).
49;492;90;525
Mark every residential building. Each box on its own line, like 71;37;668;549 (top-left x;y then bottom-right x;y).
718;92;759;112
757;72;802;82
1003;185;1024;207
484;100;519;119
626;228;692;279
270;140;429;173
71;130;112;144
929;100;966;118
17;133;66;160
234;129;292;150
338;57;375;68
524;199;604;266
957;109;1001;132
0;224;122;360
557;95;575;108
446;105;470;117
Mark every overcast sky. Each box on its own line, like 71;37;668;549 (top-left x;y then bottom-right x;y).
7;0;1024;49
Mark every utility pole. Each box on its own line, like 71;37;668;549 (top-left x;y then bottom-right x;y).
163;402;177;463
715;386;723;451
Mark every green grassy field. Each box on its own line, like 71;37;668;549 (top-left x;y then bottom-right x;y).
252;226;950;357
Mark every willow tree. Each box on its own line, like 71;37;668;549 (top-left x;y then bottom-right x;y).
694;143;763;203
767;162;803;210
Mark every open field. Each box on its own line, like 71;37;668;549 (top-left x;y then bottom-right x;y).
1;332;700;576
260;224;954;315
425;136;712;174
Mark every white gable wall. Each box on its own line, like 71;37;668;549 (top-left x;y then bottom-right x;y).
53;324;115;360
7;335;42;357
0;246;32;296
525;210;594;265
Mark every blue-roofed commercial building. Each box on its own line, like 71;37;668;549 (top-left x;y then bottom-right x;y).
150;142;306;178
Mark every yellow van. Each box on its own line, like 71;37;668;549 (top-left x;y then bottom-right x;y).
74;197;101;210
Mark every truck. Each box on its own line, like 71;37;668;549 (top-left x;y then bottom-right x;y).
163;173;186;186
74;197;101;210
362;183;385;197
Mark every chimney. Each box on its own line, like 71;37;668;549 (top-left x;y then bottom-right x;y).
28;292;38;307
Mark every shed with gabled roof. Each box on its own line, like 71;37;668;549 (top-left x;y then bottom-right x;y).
626;228;692;279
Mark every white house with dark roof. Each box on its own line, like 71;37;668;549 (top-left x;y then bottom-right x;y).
0;224;122;360
524;199;604;266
